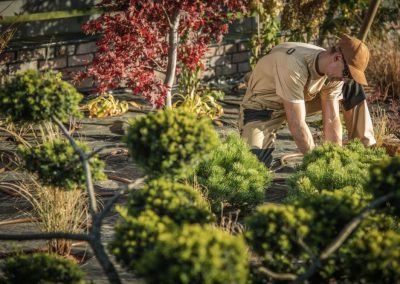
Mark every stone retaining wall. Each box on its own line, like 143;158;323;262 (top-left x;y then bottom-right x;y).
0;38;251;92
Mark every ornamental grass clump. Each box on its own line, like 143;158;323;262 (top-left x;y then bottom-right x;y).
0;70;82;123
135;224;249;284
18;139;106;190
286;141;387;201
0;253;86;284
124;108;219;179
126;178;214;224
194;132;272;213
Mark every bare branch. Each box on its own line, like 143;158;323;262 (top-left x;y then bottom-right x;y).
52;116;98;214
96;177;146;222
258;266;297;281
0;232;91;242
87;143;127;160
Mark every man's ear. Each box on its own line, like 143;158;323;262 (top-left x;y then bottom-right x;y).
333;52;342;62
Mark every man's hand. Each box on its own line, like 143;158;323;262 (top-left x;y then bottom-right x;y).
321;98;342;145
283;100;315;154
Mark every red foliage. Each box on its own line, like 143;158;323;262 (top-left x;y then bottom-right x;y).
78;0;247;108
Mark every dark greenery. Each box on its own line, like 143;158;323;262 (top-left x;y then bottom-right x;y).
0;253;85;284
245;188;397;281
367;156;400;215
340;226;400;283
124;108;219;179
194;132;272;213
286;141;387;201
126;178;214;224
0;70;82;123
135;224;249;284
110;209;175;272
19;139;106;190
245;203;312;276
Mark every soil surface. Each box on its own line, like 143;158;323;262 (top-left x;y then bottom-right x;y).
0;87;323;283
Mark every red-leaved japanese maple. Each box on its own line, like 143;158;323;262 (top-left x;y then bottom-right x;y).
79;0;247;108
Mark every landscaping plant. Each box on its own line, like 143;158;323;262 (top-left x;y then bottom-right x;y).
0;69;126;283
0;253;86;284
135;224;249;284
286;141;387;201
249;0;283;67
124;107;219;180
125;178;214;224
174;64;224;120
79;0;247;107
19;139;105;190
110;179;214;272
0;70;82;123
194;132;273;213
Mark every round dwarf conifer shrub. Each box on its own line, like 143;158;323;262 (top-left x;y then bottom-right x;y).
124;107;219;179
135;224;249;284
194;132;272;213
19;139;106;190
127;178;214;224
0;253;85;284
245;204;312;275
0;70;82;123
339;225;400;283
110;209;175;272
366;156;400;215
286;141;387;201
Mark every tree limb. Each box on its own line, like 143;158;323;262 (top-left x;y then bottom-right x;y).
0;232;91;242
258;266;297;281
52;116;98;214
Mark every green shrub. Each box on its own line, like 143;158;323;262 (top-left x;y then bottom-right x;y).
245;204;312;276
367;156;400;215
286;141;387;201
136;224;249;284
110;209;175;272
340;226;400;283
19;139;106;190
127;178;214;224
194;132;272;213
0;70;82;123
0;253;85;284
124;108;219;179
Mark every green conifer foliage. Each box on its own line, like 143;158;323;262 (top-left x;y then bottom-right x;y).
110;209;175;272
340;226;400;283
126;178;214;224
195;132;273;213
124;108;219;179
0;70;82;123
367;156;400;215
136;224;249;284
287;141;387;201
245;204;312;275
1;253;86;284
19;139;106;190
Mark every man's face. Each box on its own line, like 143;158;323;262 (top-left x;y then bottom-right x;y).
326;52;352;82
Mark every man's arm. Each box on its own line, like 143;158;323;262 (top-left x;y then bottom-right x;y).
283;100;315;154
321;98;342;145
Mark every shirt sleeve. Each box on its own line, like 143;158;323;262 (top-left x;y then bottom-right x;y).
274;54;308;103
320;80;344;100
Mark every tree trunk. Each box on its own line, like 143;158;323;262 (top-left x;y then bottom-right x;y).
164;10;181;108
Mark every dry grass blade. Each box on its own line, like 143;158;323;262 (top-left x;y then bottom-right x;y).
371;105;390;147
1;177;89;256
366;35;400;101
